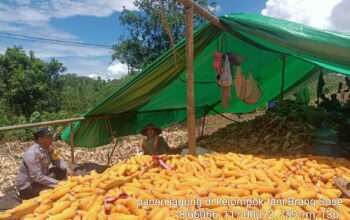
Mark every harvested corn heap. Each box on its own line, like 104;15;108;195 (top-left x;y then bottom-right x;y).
198;100;319;155
2;153;350;219
198;117;314;155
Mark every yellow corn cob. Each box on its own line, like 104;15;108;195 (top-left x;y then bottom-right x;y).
126;197;141;215
49;186;71;201
237;184;260;191
84;195;104;220
108;213;138;220
334;205;350;219
47;200;71;215
75;192;95;199
0;212;12;220
46;206;76;220
111;204;130;214
8;199;39;219
222;169;243;178
257;186;276;194
318;187;341;199
117;164;127;176
33;201;53;214
99;177;127;191
97;210;108;220
294;190;317;199
79;194;97;211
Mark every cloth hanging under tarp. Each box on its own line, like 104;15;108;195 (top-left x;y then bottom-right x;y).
219;54;232;108
234;67;262;104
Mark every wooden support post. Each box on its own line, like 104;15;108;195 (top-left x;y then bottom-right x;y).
70;122;75;163
186;5;196;156
280;55;286;100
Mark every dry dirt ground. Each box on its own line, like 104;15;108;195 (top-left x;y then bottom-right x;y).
0;112;261;195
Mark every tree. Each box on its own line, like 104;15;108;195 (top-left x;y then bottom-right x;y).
0;47;66;118
112;0;216;74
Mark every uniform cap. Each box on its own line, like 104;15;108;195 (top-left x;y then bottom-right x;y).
34;127;53;140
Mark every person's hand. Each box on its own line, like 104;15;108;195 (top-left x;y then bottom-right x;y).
66;168;74;176
56;181;64;186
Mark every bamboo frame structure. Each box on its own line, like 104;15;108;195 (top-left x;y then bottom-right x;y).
178;0;226;30
177;0;278;54
4;0;266;158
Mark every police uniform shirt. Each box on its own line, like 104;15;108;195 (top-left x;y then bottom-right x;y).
15;143;68;191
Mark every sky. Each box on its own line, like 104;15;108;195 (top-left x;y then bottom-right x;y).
0;0;349;80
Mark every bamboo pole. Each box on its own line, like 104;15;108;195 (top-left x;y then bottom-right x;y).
186;5;196;156
0;117;84;132
0;114;122;132
70;122;75;163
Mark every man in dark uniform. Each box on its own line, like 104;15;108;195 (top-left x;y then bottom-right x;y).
15;127;73;199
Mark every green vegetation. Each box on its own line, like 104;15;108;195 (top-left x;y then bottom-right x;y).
0;47;132;141
112;0;216;74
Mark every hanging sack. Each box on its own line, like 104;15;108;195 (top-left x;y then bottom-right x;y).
213;52;223;72
213;34;227;87
213;52;223;86
234;66;245;100
243;72;262;104
219;54;232;88
219;54;232;109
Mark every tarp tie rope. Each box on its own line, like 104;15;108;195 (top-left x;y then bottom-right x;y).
210;107;240;123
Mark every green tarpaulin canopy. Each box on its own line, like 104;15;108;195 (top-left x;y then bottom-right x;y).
62;13;350;148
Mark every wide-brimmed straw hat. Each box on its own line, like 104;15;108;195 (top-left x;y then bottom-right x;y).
141;124;162;136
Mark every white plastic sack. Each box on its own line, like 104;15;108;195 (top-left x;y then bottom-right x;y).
219;54;232;88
